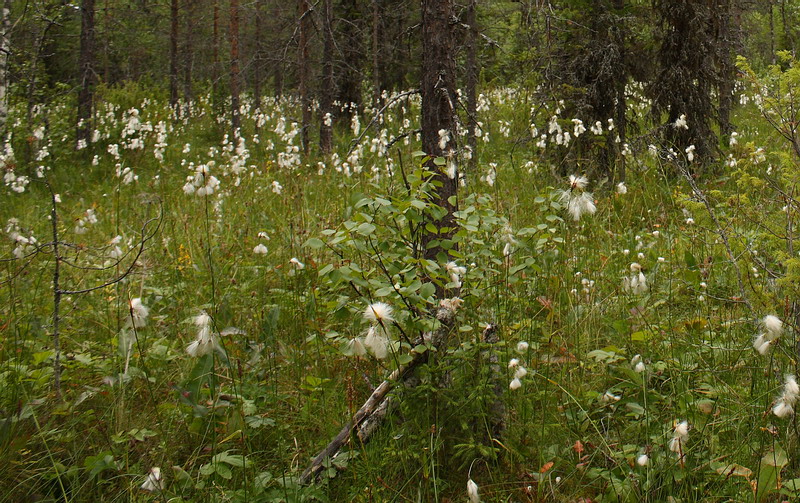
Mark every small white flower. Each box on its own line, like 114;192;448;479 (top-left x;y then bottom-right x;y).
634;361;646;373
514;367;528;379
636;454;649;467
631;354;642;366
364;302;394;324
290;257;305;269
508;358;520;368
253;244;268;255
509;377;522;390
516;341;529;352
602;391;621;403
616;182;627;194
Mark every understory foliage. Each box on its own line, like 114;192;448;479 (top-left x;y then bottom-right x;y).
5;55;800;502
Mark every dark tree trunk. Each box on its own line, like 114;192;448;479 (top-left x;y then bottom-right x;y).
253;0;263;109
337;0;362;117
298;0;312;153
421;0;458;265
717;0;735;139
169;0;179;108
229;0;241;133
212;0;220;111
273;1;284;97
77;0;96;144
319;0;334;154
371;0;381;108
183;0;194;108
465;0;478;171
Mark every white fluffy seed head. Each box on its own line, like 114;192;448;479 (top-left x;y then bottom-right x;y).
364;302;394;324
763;315;783;338
674;421;689;438
508;358;519;369
516;341;529;352
467;479;480;503
783;374;800;405
753;333;772;355
514;367;528;379
773;401;794;418
509;378;522;390
636;454;649;466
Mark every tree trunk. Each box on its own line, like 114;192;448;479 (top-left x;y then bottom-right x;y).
0;0;11;133
371;0;381;109
169;0;179;108
253;0;263;109
298;0;311;153
212;0;220;111
273;1;284;97
183;0;194;109
319;0;334;154
421;0;458;267
77;0;96;145
338;0;362;117
717;0;734;139
229;0;241;133
465;0;477;171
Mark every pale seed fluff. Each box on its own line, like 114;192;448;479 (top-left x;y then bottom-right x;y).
141;467;162;492
364;325;389;359
559;175;596;221
634;361;646;373
516;341;529;352
616;182;627;194
467;478;480;503
364;302;394;324
669;421;689;456
186;311;222;358
763;315;783;339
636;454;649;467
347;336;367;357
514;367;528;379
290;257;305;269
253;243;268;255
508;358;520;369
753;333;772;355
129;298;149;328
509;377;522;390
774;374;800;418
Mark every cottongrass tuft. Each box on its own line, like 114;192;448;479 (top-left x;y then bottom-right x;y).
467;478;480;503
509;377;522;390
773;374;800;418
754;315;783;355
669;420;689;460
186;311;223;358
140;467;162;492
364;302;394;324
129;298;149;328
559;175;596;221
364;326;390;359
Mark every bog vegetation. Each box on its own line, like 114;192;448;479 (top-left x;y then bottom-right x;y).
5;1;800;502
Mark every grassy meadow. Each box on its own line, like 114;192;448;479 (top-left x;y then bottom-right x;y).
2;72;800;502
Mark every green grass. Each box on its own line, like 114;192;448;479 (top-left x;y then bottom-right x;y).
1;80;799;502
